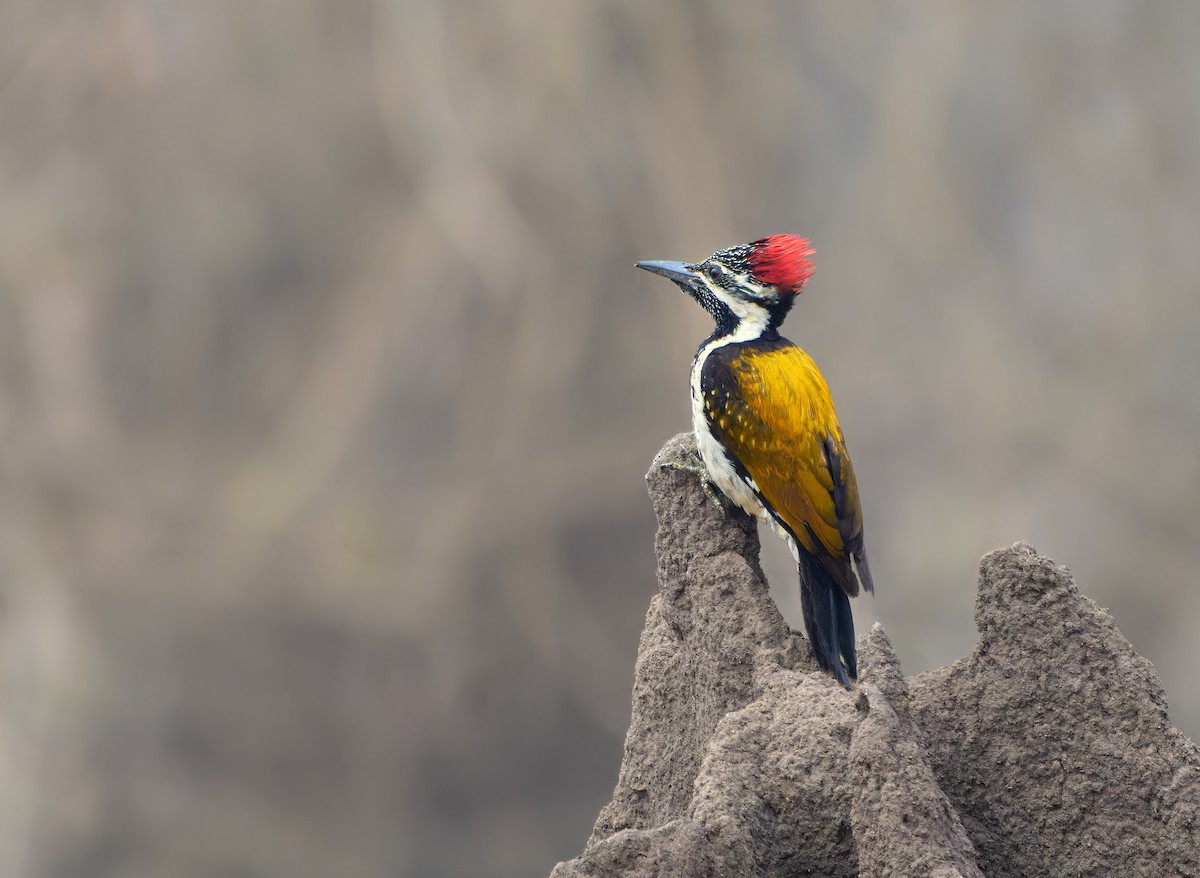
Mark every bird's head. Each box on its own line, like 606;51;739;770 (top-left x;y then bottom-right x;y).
636;234;815;336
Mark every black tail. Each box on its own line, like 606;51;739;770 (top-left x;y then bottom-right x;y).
798;550;857;688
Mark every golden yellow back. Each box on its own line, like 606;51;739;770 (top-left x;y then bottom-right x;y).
701;340;866;595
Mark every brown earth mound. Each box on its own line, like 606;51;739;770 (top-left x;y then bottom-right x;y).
551;434;1200;878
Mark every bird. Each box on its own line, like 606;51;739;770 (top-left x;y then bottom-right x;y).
636;234;873;687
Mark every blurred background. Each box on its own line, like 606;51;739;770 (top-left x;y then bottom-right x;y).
1;2;1198;876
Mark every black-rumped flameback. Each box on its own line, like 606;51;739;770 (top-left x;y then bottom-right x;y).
637;235;874;687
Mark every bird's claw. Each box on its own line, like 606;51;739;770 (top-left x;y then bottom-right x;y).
662;456;728;509
701;476;731;510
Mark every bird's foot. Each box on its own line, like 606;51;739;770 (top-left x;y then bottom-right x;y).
659;447;731;511
702;476;734;511
684;463;731;511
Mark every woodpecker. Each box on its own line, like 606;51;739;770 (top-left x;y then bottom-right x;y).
637;235;873;687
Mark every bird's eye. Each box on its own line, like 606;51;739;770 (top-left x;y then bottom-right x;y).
705;263;724;282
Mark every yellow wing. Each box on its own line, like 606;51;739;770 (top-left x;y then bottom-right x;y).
701;339;871;596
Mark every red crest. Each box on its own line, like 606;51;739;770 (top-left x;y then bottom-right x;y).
745;234;815;292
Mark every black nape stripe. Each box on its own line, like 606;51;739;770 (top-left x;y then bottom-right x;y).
766;299;792;331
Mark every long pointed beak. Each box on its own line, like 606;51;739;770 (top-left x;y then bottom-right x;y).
635;260;701;292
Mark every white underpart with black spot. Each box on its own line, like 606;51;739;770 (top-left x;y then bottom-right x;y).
688;278;801;562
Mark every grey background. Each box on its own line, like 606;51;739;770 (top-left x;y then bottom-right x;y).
1;3;1197;877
